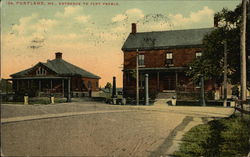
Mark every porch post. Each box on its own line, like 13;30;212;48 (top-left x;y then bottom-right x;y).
50;80;53;90
16;80;19;91
38;80;41;97
157;72;160;91
67;78;71;102
175;72;178;90
62;79;64;97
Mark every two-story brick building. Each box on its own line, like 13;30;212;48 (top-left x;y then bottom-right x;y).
10;52;101;98
122;23;215;99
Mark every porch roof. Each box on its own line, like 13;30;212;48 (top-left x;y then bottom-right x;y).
123;67;188;72
7;76;70;80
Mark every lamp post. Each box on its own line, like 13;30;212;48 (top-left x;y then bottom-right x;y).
136;49;139;105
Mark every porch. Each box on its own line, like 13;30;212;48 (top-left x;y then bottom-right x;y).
123;67;191;98
8;76;71;98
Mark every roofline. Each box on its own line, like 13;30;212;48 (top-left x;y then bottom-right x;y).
122;44;204;52
123;67;188;72
130;27;214;35
10;62;58;77
81;76;101;79
7;76;70;80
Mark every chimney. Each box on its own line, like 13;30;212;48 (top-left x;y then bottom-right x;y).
55;52;62;59
131;23;137;34
214;16;218;28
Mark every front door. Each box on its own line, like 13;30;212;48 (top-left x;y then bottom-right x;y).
163;75;176;90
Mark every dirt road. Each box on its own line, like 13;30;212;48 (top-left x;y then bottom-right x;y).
1;101;233;156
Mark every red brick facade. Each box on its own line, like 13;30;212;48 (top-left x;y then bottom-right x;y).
124;48;202;69
123;47;216;99
11;53;100;97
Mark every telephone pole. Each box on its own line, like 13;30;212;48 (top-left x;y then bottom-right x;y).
223;41;228;107
136;49;139;105
240;0;247;102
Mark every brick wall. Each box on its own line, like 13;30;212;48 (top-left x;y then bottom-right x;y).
123;47;202;69
71;77;99;91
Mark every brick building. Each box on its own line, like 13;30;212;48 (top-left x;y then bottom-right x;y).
122;24;215;99
10;52;101;98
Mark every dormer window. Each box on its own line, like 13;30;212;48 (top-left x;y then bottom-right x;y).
36;67;46;76
166;52;173;66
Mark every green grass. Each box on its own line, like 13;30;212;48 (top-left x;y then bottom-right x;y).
174;114;250;157
29;97;68;104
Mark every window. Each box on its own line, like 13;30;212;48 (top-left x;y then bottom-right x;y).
36;67;46;76
196;51;202;58
88;81;92;89
138;54;145;66
166;52;173;65
82;80;86;90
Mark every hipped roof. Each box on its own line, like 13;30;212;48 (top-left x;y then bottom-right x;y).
11;58;101;79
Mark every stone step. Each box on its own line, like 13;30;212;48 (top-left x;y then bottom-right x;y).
157;92;176;99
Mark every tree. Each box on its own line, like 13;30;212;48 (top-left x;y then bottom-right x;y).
104;82;112;92
0;79;12;93
187;3;249;87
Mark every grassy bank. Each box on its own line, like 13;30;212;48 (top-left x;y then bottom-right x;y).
174;114;250;157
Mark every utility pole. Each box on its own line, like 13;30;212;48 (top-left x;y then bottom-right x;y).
136;49;139;105
223;41;228;107
241;0;247;102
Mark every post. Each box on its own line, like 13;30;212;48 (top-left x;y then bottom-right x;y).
50;80;53;91
145;74;149;105
67;78;71;102
201;76;206;106
157;72;160;91
112;76;117;98
24;93;28;105
136;49;139;105
16;80;19;91
38;80;41;97
240;0;247;102
175;72;178;90
62;79;64;97
223;41;228;107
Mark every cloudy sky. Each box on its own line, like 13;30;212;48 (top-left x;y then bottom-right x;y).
1;0;240;87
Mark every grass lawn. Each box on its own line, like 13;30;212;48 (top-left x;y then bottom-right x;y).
174;114;250;157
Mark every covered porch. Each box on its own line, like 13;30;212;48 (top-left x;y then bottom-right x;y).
8;76;71;98
123;67;191;98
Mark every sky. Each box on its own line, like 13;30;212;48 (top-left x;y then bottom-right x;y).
1;0;241;87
